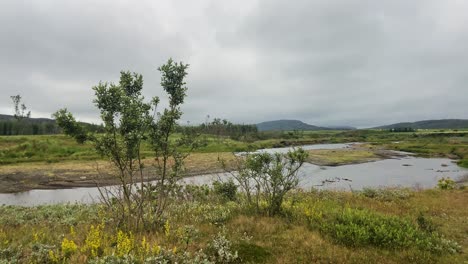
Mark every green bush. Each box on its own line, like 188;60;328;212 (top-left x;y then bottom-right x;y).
437;177;455;190
321;208;460;253
213;180;237;201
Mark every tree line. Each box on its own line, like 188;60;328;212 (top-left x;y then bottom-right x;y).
0;118;104;136
179;117;258;141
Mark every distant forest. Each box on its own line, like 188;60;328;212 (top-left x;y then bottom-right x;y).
183;118;258;140
0;114;103;136
0;114;258;139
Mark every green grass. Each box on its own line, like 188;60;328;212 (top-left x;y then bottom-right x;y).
0;188;466;263
1;129;468;168
0;135;98;164
0;133;331;165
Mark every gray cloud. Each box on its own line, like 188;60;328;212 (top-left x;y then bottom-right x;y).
1;0;467;128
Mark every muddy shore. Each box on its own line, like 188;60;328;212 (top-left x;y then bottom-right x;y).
1;145;462;193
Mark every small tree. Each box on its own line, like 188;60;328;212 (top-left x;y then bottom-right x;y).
10;94;31;134
10;94;31;121
54;58;197;229
223;148;308;215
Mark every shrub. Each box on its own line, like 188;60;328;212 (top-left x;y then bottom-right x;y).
176;225;199;250
437;177;455;190
224;148;308;216
321;207;460;253
361;188;412;201
213;180;237;201
207;233;239;263
181;185;211;202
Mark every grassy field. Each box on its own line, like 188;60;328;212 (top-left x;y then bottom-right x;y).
1;129;467;166
1;130;468;263
0;188;466;263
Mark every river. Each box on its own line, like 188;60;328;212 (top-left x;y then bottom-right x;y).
1;143;466;206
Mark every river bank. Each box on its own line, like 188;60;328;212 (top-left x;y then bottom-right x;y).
1;143;466;194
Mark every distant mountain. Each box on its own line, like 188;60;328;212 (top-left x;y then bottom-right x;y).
374;119;468;129
256;119;355;131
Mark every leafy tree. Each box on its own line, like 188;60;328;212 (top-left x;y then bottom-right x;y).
54;58;197;229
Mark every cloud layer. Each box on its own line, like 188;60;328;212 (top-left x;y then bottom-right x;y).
1;0;467;127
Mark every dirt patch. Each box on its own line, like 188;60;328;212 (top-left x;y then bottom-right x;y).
0;152;237;193
305;144;407;166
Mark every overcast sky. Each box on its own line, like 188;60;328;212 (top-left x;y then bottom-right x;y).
1;0;467;128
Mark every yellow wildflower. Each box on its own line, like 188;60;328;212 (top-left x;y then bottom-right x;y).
116;230;134;257
70;226;76;238
83;224;103;257
152;245;161;255
141;236;150;255
48;250;59;263
61;238;78;258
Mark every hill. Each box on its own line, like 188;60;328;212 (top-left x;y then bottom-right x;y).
257;120;328;131
256;119;356;131
374;119;468;130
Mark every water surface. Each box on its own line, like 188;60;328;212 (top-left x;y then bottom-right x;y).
1;143;466;206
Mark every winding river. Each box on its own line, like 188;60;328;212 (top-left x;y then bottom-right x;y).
1;143;466;206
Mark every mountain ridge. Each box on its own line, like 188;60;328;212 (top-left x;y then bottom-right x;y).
374;119;468;129
256;119;355;131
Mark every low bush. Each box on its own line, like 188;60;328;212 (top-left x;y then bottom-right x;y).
437;177;455;190
321;208;460;253
213;180;237;201
361;188;412;201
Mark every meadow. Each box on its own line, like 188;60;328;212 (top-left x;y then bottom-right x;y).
0;187;466;263
1;129;468;263
1;129;467;166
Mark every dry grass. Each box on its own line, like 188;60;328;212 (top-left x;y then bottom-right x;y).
0;152;237;192
0;189;466;263
306;149;381;166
